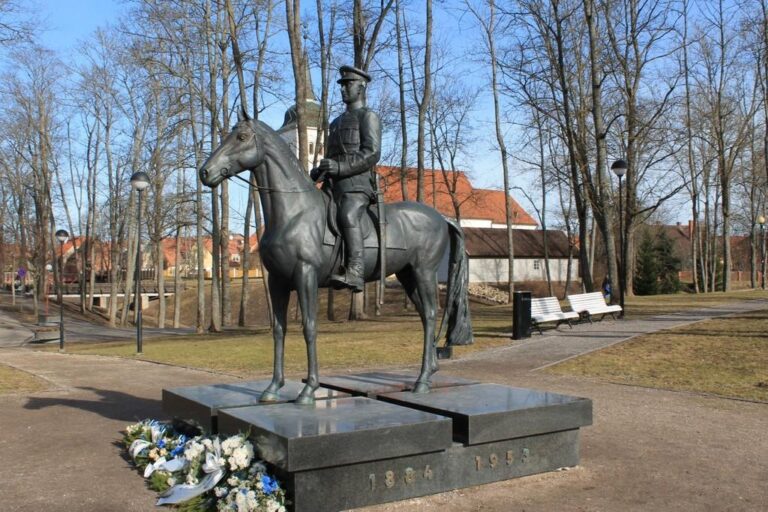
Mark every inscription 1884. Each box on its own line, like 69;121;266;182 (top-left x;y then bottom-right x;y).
369;465;434;491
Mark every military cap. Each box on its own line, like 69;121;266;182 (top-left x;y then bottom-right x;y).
337;65;371;83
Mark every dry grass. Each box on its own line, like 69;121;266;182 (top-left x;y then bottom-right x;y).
623;289;768;318
26;286;768;401
546;309;768;402
42;304;515;376
0;364;50;395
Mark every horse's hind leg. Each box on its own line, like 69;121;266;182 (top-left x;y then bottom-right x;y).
294;262;319;405
260;276;289;402
399;267;438;393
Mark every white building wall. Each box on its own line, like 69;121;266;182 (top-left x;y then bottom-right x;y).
489;222;536;230
459;219;536;230
278;126;322;171
437;250;577;284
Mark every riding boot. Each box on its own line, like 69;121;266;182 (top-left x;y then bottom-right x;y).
330;227;365;292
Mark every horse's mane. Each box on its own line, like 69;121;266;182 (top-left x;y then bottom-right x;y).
254;120;315;186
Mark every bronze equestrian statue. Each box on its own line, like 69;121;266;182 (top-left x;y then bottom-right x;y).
199;66;472;405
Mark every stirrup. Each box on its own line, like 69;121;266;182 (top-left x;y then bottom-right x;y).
330;270;364;292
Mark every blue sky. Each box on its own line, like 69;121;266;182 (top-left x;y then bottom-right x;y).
39;0;121;51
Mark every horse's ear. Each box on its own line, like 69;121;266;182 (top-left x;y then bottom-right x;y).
238;104;251;122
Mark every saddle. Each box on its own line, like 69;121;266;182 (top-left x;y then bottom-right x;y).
319;185;405;274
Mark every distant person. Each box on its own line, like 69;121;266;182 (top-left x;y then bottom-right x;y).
602;277;612;302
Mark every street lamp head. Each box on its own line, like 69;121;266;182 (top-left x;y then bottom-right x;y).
611;159;628;178
758;215;766;226
130;171;151;191
55;229;69;244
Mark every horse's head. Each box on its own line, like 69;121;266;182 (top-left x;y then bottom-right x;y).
199;106;263;188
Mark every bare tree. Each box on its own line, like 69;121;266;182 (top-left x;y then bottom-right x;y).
465;0;516;300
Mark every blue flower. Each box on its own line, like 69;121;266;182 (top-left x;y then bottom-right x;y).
157;439;166;449
170;435;186;457
261;475;279;494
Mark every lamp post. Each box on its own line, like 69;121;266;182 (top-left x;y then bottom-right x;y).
131;171;150;354
758;215;766;290
44;263;53;317
55;229;69;351
611;159;628;318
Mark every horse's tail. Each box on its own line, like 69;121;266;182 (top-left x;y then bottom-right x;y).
436;218;473;347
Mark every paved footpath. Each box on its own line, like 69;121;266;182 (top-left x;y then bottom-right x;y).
0;301;766;511
0;305;192;348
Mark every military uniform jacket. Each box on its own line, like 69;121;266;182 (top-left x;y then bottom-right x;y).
326;106;382;199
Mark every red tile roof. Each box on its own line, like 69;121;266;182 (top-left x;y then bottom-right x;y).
376;166;537;227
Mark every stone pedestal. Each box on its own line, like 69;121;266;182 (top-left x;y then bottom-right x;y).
162;379;348;433
316;371;479;397
163;376;592;512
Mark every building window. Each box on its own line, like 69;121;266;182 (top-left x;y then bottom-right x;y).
533;260;540;270
309;142;315;155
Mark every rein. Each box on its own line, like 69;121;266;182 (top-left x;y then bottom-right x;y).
231;173;318;194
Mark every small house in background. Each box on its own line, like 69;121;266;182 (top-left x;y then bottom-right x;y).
162;234;261;279
439;227;577;284
378;166;577;284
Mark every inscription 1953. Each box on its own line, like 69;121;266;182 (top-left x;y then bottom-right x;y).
475;447;530;471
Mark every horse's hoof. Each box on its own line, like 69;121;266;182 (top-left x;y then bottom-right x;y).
260;381;284;403
260;391;280;403
295;392;316;405
413;381;431;394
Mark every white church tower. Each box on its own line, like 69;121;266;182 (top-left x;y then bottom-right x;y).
277;60;324;172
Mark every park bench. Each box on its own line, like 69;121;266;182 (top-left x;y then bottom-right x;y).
567;291;623;322
530;296;580;334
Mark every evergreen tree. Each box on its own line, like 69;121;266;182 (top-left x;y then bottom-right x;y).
634;231;660;295
656;230;682;294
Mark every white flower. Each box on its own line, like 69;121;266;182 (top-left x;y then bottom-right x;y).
228;443;254;470
184;441;205;461
186;473;199;485
167;477;177;487
234;490;250;511
214;486;228;498
221;435;245;456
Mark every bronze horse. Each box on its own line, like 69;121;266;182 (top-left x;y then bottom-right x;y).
199;107;472;404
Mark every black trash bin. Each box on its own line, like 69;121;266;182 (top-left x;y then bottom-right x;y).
512;291;532;340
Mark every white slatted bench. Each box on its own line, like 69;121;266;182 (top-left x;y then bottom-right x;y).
530;296;580;334
567;292;623;322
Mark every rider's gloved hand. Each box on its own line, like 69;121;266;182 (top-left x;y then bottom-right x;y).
310;167;323;181
318;158;340;177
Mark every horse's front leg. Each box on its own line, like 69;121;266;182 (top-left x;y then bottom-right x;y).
413;270;438;394
294;261;319;405
260;275;290;403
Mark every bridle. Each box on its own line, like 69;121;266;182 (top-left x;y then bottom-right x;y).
229;170;321;194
